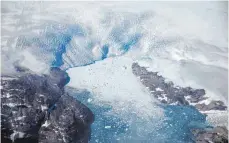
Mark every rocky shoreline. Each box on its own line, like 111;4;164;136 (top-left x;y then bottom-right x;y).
132;63;228;143
1;68;94;143
1;63;227;143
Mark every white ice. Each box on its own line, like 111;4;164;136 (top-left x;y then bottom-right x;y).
1;1;228;127
67;56;163;119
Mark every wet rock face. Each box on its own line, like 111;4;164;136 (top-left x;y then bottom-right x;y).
1;68;94;143
192;126;228;143
132;63;227;111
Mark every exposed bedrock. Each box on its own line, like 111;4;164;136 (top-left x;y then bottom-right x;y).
132;63;227;111
132;63;228;143
1;68;94;143
192;126;228;143
195;101;227;111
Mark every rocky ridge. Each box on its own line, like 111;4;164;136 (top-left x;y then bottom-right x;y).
132;63;228;143
1;67;94;143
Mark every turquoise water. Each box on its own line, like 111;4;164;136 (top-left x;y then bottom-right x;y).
71;91;209;143
44;26;209;142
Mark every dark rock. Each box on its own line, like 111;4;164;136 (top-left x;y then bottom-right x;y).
131;63;227;111
195;101;227;111
1;70;94;143
132;63;193;105
39;95;94;143
132;63;228;143
192;126;228;143
48;67;70;88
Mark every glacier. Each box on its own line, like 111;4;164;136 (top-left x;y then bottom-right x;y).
1;1;228;143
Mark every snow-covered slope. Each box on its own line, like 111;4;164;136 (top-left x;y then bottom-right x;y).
2;1;228;102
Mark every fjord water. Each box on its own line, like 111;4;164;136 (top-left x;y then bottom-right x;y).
66;57;208;143
67;87;207;143
1;1;227;142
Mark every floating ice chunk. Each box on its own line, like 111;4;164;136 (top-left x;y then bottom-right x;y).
87;98;92;103
105;126;111;129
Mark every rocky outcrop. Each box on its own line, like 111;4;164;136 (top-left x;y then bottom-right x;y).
131;63;228;143
192;126;228;143
195;101;227;111
132;63;227;111
1;68;94;143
